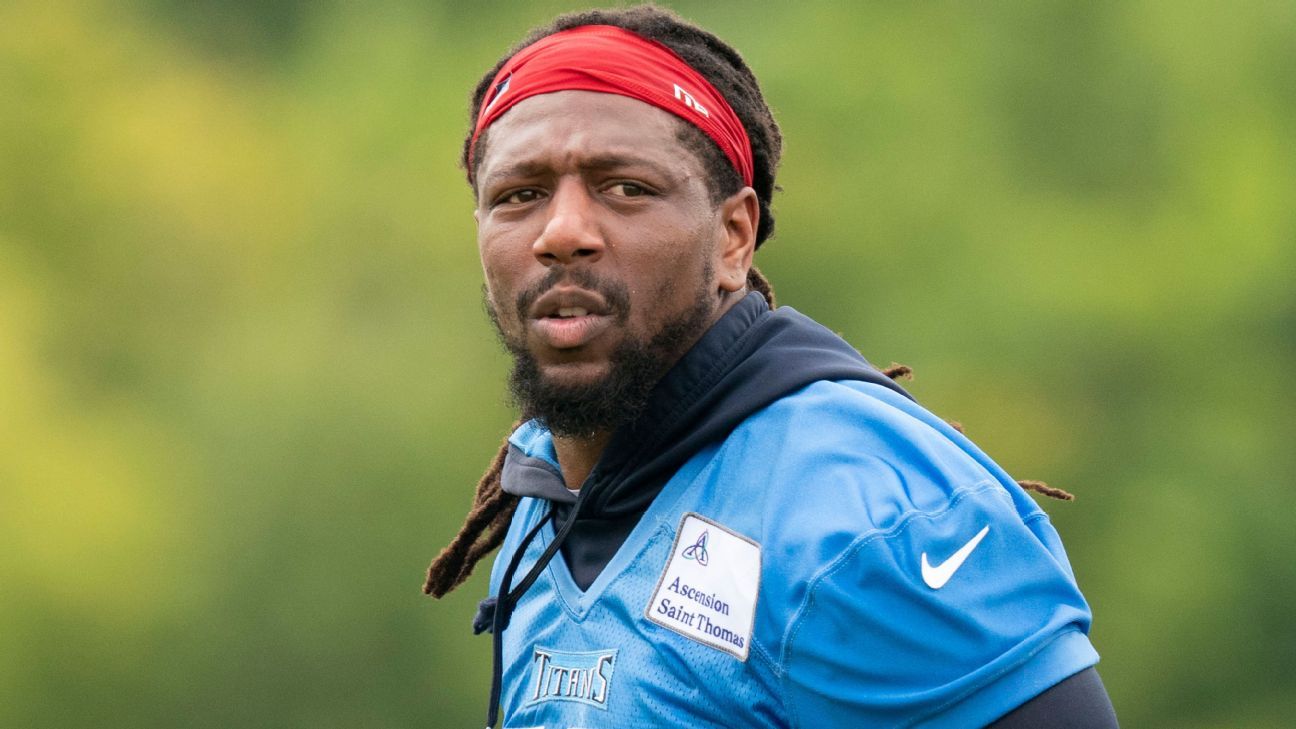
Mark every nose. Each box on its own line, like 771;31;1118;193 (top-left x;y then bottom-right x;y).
532;179;604;266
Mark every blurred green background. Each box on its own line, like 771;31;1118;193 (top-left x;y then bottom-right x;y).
2;0;1292;726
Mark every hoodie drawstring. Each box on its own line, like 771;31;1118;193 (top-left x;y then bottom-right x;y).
485;485;592;728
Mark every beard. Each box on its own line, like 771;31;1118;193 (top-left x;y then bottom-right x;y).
486;264;715;439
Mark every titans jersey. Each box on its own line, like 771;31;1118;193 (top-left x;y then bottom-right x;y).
488;380;1098;728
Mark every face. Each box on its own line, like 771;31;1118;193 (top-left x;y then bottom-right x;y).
474;91;756;436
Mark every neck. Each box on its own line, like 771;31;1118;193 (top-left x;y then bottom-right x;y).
552;430;613;489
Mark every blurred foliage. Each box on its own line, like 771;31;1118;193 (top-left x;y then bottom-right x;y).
1;1;1292;727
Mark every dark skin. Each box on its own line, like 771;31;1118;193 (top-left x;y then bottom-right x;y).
474;91;759;487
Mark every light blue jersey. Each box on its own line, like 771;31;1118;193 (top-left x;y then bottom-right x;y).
489;379;1098;728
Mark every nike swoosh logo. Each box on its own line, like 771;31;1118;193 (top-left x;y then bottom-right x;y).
920;525;990;589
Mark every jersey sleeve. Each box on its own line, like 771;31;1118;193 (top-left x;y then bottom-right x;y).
779;481;1098;728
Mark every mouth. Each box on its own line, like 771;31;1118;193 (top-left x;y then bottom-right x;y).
528;288;616;350
553;306;592;319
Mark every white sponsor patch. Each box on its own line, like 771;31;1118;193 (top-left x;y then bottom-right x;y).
645;513;761;660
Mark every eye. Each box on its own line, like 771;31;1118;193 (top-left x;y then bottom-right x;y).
606;182;649;198
498;188;543;205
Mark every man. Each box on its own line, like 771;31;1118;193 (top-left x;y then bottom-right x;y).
425;6;1117;727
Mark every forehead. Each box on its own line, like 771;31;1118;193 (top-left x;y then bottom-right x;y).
476;91;698;184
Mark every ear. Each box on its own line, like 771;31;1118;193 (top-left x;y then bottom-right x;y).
715;187;759;293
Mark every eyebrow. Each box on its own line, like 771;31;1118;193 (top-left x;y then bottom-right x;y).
479;153;677;191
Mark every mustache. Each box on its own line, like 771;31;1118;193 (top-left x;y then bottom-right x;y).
514;266;631;323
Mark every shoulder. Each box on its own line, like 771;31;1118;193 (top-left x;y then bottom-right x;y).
717;379;1038;542
710;381;1097;727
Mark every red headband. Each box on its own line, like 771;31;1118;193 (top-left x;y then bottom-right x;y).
471;25;754;187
